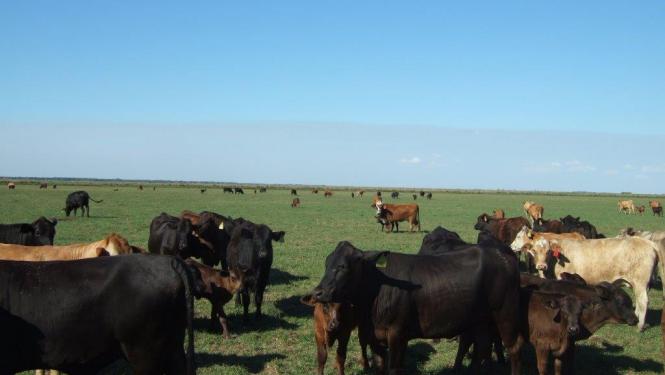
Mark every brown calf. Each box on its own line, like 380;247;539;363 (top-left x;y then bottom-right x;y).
377;203;420;232
300;295;368;375
636;205;645;215
185;259;242;338
324;190;333;197
292;197;301;208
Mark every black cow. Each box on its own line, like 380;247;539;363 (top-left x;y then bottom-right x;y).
560;215;605;238
64;191;103;217
0;255;195;374
149;213;212;260
419;190;425;197
0;217;57;246
223;187;234;193
309;241;523;374
196;211;234;269
426;192;432;200
418;226;467;255
226;220;285;322
391;191;399;199
260;187;267;193
291;189;298;196
234;188;244;194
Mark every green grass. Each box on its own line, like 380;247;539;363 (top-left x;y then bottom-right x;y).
1;185;664;374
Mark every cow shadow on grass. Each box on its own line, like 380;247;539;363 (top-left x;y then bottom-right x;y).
645;308;662;329
196;352;286;373
274;295;312;318
402;341;437;374
193;313;297;335
570;344;662;375
270;268;308;286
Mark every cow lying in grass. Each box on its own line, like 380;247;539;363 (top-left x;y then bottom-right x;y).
0;233;140;261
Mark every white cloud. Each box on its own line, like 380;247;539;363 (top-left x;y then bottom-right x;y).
623;164;635;170
564;160;596;172
400;156;421;164
641;164;665;174
524;160;596;174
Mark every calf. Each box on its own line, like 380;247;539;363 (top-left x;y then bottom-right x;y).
0;244;109;260
64;191;103;217
292;198;301;208
376;203;420;232
474;213;531;245
654;206;663;217
637;205;646;215
412;194;417;200
300;295;369;375
0;255;195;375
227;220;285;322
0;217;57;245
180;210;233;268
185;259;242;338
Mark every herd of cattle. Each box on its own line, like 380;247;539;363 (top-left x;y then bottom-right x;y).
1;186;664;374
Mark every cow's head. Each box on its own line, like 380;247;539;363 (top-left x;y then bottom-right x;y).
310;241;387;304
299;296;346;333
219;269;243;295
176;218;195;254
541;294;583;337
228;222;285;288
528;238;565;273
589;280;638;327
510;226;532;252
474;213;492;230
31;217;57;245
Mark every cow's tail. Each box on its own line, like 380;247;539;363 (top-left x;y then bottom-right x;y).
89;197;104;203
171;257;196;375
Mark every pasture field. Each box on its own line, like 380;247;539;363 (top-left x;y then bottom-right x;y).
1;184;664;374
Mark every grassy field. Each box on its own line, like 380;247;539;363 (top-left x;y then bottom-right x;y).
1;184;664;374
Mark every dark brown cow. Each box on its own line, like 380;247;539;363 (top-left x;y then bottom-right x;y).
324;190;333;197
655;207;664;217
637;205;646;215
312;189;319;194
474;213;531;245
39;182;48;189
185;259;242;338
376;203;420;232
532;218;564;233
493;209;505;219
291;198;301;208
300;295;369;375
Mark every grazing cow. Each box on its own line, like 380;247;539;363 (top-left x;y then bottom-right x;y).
426;192;432;200
637;205;646;215
0;233;139;261
527;236;660;331
7;182;15;189
618;200;635;214
533;218;563;233
312;189;319;194
149;213;213;261
474;213;531;245
559;215;604;238
300;295;369;375
510;226;585;254
64;191;103;217
419;190;425;197
412;194;417;200
180;210;233;268
39;182;47;189
200;188;207;194
138;184;143;191
226;220;285;322
234;187;244;194
308;241;524;374
376;203;421;232
185;259;242;339
324;190;333;197
260;187;267;193
0;255;195;375
0;217;57;245
390;191;399;199
292;198;301;208
356;190;364;197
223;187;234;193
493;209;505;219
523;201;544;224
291;189;298;196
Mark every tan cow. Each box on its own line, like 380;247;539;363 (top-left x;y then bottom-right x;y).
510;226;585;253
617;200;635;214
0;233;139;261
527;236;660;331
523;201;544;223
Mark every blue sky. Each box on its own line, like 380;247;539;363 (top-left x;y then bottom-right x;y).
1;2;664;193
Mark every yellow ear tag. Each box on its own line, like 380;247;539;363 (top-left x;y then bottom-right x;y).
218;222;225;230
375;255;387;268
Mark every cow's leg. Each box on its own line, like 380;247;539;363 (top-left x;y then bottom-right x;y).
240;290;251;323
254;281;267;320
215;302;231;339
387;332;407;375
314;325;328;375
358;329;369;370
335;329;351;375
470;328;491;375
535;347;550;375
635;285;649;331
454;331;473;370
86;204;90;217
554;357;563;375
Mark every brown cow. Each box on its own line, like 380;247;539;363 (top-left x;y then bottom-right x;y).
7;182;15;190
650;201;663;216
474;213;531;245
523;201;544;223
533;218;563;233
493;209;505;219
324;190;333;197
291;197;301;208
185;259;242;338
376;203;420;232
312;189;319;194
636;205;646;215
0;233;138;261
300;295;369;375
39;182;48;189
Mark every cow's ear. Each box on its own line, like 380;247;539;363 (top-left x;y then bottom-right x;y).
271;231;286;243
19;224;34;234
300;294;317;306
594;283;613;300
50;218;58;226
482;214;489;222
362;251;389;268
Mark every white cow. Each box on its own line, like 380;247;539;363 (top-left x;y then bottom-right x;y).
527;236;661;331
